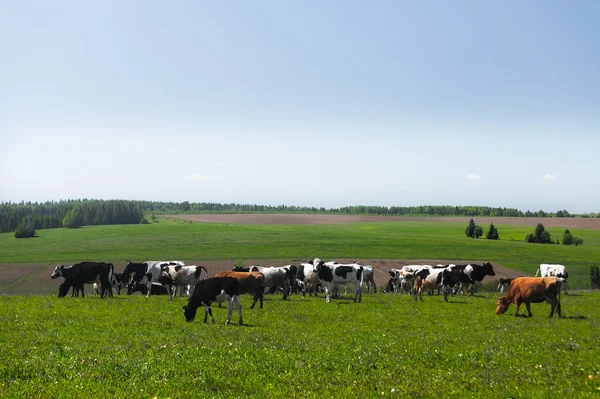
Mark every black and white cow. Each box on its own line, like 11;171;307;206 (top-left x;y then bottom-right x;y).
128;282;170;295
159;265;208;300
315;262;363;303
183;277;243;325
297;258;324;298
455;263;496;295
51;262;114;298
122;260;184;297
416;266;472;302
497;278;514;293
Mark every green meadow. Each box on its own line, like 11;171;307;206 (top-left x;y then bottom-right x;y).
1;218;599;287
1;292;599;398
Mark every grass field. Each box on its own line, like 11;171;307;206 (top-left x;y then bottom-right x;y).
1;218;599;288
1;292;599;398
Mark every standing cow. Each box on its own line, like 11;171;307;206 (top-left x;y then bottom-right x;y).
52;262;114;298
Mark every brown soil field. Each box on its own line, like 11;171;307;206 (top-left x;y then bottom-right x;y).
0;259;525;296
165;214;600;229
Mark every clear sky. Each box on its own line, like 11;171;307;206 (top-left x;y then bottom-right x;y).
1;1;599;213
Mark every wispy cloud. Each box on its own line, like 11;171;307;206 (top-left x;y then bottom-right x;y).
184;174;211;181
466;174;483;180
542;174;555;180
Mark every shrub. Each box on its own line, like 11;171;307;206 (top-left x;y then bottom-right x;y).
574;236;584;246
474;225;483;238
139;217;150;224
525;223;553;244
591;265;600;289
562;229;574;245
14;221;36;238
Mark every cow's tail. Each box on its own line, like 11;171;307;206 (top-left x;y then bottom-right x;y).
197;266;208;281
108;263;114;284
535;267;540;277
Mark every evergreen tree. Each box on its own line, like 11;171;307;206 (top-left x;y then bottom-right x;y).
465;218;476;238
486;223;499;240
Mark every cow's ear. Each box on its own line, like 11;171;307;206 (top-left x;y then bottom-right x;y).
175;265;182;272
308;260;313;265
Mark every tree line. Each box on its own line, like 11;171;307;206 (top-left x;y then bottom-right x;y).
1;199;596;236
0;200;144;234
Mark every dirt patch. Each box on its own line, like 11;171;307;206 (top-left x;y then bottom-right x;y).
0;259;525;296
165;214;600;229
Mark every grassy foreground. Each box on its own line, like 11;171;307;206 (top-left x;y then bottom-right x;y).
1;292;599;398
1;219;599;287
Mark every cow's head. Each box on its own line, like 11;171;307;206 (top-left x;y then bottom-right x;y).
483;262;496;276
182;305;197;322
312;258;324;271
51;265;64;279
495;297;510;314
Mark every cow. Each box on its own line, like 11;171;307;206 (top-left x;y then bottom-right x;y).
497;278;514;293
297;258;324;298
182;277;243;325
234;265;290;300
128;282;170;296
214;271;265;308
412;268;432;301
359;265;376;293
416;266;472;301
496;277;562;318
315;262;363;303
93;272;129;295
52;262;114;298
453;263;496;295
159;265;208;300
122;260;185;297
536;264;568;293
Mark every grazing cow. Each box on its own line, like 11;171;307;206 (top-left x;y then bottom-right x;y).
122;260;185;297
214;271;265;308
536;264;568;293
159;265;208;300
93;272;129;295
360;265;376;293
52;262;114;298
315;262;363;303
128;282;170;296
385;269;401;293
234;265;290;300
497;278;514;293
183;277;243;325
496;277;562;317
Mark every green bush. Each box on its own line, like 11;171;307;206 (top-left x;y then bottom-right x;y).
139;217;150;224
14;220;36;238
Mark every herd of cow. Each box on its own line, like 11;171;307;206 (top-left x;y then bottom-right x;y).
49;260;570;324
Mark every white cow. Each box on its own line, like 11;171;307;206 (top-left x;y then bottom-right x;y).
159;265;208;300
247;265;290;299
536;264;568;293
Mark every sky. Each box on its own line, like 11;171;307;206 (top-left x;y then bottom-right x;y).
1;1;599;213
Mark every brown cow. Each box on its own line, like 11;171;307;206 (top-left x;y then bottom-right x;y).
496;277;562;318
214;271;265;309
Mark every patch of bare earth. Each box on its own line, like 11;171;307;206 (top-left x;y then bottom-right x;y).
165;214;600;229
1;259;524;296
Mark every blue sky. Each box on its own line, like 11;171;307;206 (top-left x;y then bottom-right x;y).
1;1;599;213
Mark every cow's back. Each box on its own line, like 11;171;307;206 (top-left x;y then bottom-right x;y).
508;277;560;299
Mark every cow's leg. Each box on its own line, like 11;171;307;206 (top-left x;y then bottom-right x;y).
354;282;361;302
225;296;233;325
325;284;331;303
234;295;243;325
371;278;377;294
525;302;533;317
443;286;449;302
283;280;289;300
514;299;522;316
